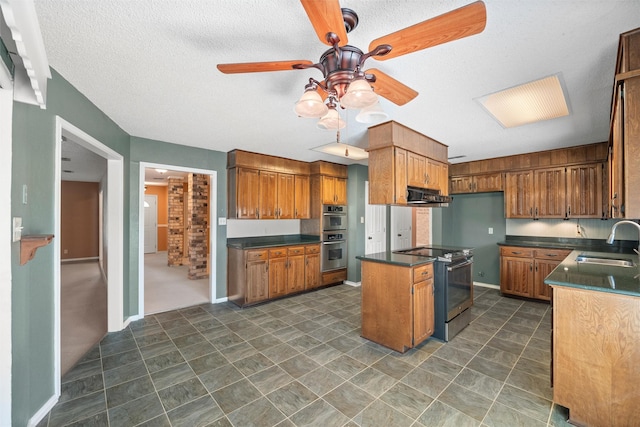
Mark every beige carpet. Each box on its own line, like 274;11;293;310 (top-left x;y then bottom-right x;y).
144;251;210;315
61;260;107;376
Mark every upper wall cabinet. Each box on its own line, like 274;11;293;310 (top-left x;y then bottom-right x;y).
609;27;640;219
227;150;312;219
450;172;503;194
309;161;348;209
367;121;449;205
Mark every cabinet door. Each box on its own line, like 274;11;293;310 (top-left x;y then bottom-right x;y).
287;255;306;294
505;171;534;218
407;152;427;188
426;159;447;194
334;178;347;205
413;279;434;346
474;173;503;193
305;253;321;290
259;171;277;219
450;176;473;194
500;256;533;297
394;148;408;204
236;168;261;219
566;163;604;218
533;259;560;301
277;173;295;219
268;257;287;298
294;175;310;219
246;260;269;303
321;176;336;204
534;168;566;218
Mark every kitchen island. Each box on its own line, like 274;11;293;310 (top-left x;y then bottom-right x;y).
356;251;436;353
545;250;640;427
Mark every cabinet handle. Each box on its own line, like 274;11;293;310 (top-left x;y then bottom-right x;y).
567;206;571;217
511;251;522;255
529;208;533;217
535;264;538;272
530;263;533;272
295;208;298;218
469;182;473;190
545;253;558;257
535;207;538;217
255;208;259;217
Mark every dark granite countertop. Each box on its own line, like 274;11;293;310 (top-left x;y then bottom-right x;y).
356;251;435;267
498;235;638;254
227;234;321;249
545;250;640;297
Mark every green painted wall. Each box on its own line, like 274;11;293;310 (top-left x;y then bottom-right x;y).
11;69;130;426
438;192;506;285
347;164;367;283
129;137;228;301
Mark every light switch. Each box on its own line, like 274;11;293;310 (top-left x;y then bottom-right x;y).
360;216;364;224
13;217;23;242
488;227;494;235
218;217;227;225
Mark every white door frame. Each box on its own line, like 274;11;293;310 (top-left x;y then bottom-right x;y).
54;117;125;394
138;162;217;317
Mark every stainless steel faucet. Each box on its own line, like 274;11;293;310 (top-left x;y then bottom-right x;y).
606;220;640;254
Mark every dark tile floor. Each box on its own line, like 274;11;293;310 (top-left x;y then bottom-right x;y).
38;285;572;427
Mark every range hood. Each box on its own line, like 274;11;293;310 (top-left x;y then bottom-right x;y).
406;186;452;205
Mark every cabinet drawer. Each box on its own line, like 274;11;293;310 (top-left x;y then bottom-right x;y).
288;246;305;256
246;249;268;261
269;248;287;258
533;248;571;260
413;264;434;283
305;244;320;254
322;269;347;286
500;247;533;258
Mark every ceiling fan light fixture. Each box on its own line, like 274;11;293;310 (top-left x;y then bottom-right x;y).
317;107;346;130
340;78;378;109
294;88;328;118
355;101;388;123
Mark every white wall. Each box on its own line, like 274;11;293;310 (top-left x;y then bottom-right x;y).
226;219;301;238
506;218;639;241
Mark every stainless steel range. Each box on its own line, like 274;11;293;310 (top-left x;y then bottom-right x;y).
394;245;474;341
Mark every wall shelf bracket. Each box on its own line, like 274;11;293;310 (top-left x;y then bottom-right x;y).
20;234;54;265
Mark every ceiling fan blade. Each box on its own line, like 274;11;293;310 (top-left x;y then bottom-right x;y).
366;68;418;106
300;0;348;46
368;1;486;61
217;60;313;74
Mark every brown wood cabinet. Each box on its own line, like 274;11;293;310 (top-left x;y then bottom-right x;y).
552;286;640;426
450;172;503;194
500;246;571;301
321;176;347;205
233;167;261;219
361;260;434;352
609;27;640;219
227;243;321;307
367;121;449;206
294;175;310;219
505;164;606;219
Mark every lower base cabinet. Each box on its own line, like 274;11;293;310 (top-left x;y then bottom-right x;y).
500;246;571;301
361;261;434;352
552;286;640;426
228;243;324;307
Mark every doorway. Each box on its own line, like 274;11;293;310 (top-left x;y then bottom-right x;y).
390;206;413;250
138;162;217;316
54;117;124;391
365;181;387;254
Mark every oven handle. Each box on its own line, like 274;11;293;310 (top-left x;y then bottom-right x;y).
447;259;473;272
322;241;345;245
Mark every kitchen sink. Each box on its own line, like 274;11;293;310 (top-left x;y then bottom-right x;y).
575;254;636;268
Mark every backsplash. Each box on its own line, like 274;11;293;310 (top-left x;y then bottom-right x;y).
506;218;640;241
226;219;301;238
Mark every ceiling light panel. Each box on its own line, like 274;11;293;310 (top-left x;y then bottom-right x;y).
477;74;570;128
312;142;368;160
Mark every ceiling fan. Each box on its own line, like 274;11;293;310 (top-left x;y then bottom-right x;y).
217;0;487;128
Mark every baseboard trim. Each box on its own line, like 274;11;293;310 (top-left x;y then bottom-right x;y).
61;256;99;263
123;314;141;329
474;281;499;290
27;393;58;427
214;297;229;304
343;280;361;287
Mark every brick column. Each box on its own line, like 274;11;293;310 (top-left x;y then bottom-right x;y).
167;177;184;266
187;173;209;279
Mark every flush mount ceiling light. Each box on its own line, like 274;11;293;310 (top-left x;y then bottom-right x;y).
312;141;368;160
217;1;487;130
477;74;570;128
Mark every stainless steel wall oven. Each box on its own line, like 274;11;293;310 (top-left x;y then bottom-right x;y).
321;205;347;271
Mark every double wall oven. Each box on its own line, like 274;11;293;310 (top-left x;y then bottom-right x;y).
321;205;347;272
395;246;474;341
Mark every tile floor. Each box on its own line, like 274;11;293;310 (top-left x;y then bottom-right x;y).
38;285;572;427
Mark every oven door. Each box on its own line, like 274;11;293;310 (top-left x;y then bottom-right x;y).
322;240;347;271
446;257;473;321
322;213;347;231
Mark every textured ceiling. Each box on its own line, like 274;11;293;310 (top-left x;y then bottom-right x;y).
34;0;640;166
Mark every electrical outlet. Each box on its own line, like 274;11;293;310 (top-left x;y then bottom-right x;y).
488;227;494;235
